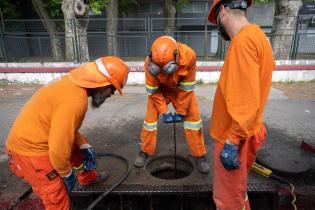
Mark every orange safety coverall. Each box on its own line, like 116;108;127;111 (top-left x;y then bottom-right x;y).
210;24;275;210
141;42;206;157
6;76;98;210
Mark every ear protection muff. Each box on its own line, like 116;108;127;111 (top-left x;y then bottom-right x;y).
148;54;162;77
148;36;180;76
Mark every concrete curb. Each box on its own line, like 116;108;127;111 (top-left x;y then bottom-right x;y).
1;60;315;84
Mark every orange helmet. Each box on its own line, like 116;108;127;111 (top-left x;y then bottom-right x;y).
208;0;252;25
69;56;129;95
150;35;178;67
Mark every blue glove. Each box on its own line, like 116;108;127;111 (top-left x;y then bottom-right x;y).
81;146;97;171
174;113;184;122
63;170;76;192
220;140;240;170
163;112;174;123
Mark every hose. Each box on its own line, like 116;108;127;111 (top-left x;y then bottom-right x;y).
7;187;33;210
7;152;130;210
87;152;131;210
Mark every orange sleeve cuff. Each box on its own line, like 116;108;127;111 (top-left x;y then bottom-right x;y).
74;132;88;147
227;132;242;145
158;106;169;115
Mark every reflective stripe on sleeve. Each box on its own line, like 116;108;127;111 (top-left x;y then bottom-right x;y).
146;84;159;95
178;81;195;92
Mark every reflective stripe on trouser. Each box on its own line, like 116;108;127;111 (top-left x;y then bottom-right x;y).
213;125;267;210
141;96;159;155
141;93;206;157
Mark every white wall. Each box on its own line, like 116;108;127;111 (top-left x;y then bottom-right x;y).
1;60;315;84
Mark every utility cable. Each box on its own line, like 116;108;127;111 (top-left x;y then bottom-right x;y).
289;183;297;210
251;162;297;210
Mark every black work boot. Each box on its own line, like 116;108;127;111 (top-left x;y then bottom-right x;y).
134;151;149;168
78;171;109;189
196;156;210;174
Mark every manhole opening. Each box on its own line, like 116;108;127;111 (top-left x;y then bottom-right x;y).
146;155;193;180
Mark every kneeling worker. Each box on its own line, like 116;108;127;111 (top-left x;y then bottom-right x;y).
6;56;129;210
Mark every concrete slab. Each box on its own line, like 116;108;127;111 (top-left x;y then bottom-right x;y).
0;84;315;209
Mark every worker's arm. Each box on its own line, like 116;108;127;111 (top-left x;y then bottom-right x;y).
222;40;260;144
144;57;168;114
74;132;88;147
48;99;87;177
175;51;197;115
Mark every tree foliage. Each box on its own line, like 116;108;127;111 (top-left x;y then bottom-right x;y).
176;0;189;12
0;0;19;19
40;0;138;18
119;0;138;16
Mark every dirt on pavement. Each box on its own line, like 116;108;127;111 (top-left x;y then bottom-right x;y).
272;81;315;100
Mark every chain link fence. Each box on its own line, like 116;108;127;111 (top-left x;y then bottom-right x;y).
0;17;314;62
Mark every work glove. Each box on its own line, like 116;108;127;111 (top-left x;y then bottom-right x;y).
63;170;76;193
162;111;174;123
80;144;97;171
174;113;185;122
220;140;240;170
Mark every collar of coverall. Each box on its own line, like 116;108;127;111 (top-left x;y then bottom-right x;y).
176;42;188;67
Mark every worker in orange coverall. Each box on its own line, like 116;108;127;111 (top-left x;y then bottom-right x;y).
208;0;275;209
6;56;129;210
134;35;210;174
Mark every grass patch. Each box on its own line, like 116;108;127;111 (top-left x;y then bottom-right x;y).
273;79;315;85
0;79;10;88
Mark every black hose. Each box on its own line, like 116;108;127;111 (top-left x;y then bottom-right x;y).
87;152;131;210
7;152;130;210
7;187;33;210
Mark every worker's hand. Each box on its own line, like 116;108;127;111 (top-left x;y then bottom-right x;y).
174;113;184;122
80;144;97;171
162;111;174;123
63;170;76;193
220;140;240;170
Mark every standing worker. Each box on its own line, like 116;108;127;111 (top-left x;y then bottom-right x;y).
6;56;129;210
208;0;275;209
134;35;210;174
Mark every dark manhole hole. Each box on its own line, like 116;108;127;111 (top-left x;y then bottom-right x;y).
146;155;193;180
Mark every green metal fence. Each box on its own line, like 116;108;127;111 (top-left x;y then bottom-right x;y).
0;17;314;62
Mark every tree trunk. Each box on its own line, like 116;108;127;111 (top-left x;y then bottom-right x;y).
74;0;89;61
31;0;63;61
164;0;176;36
62;0;76;61
270;0;302;60
76;18;89;61
106;0;118;56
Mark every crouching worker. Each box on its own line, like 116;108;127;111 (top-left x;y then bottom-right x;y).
134;35;210;173
6;56;129;210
